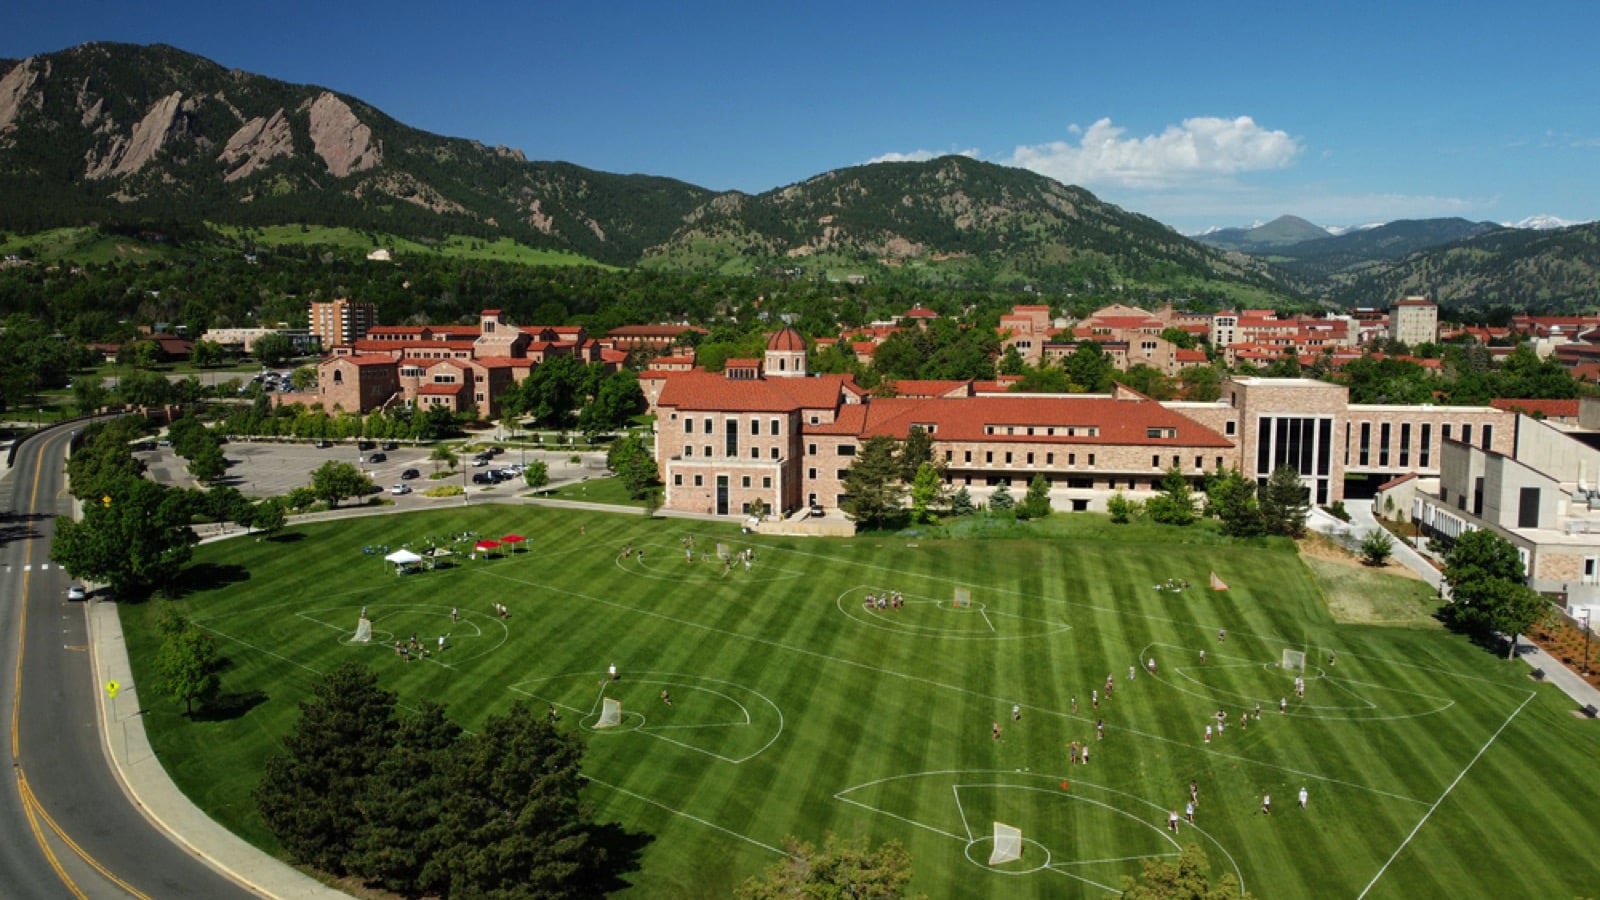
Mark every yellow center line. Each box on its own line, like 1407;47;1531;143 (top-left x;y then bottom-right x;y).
9;430;151;899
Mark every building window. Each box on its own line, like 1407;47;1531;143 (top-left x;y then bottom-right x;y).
1399;423;1411;467
750;419;760;435
1461;424;1472;446
673;474;682;486
1046;453;1054;465
742;476;751;488
1195;456;1203;470
1442;423;1452;441
1069;453;1076;465
1481;424;1493;449
1225;420;1236;436
1153;455;1161;468
810;416;820;425
762;477;771;489
726;420;739;457
1359;422;1370;466
685;446;693;457
694;475;703;487
839;445;856;456
808;443;817;455
965;451;972;463
945;450;953;462
770;448;779;459
837;470;849;480
704;445;712;458
770;418;780;436
1379;423;1390;467
751;448;760;459
808;468;817;479
1088;454;1095;466
1420;424;1432;468
985;451;993;463
1005;452;1013;464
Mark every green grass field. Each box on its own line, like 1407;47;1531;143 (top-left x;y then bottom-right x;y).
123;506;1600;898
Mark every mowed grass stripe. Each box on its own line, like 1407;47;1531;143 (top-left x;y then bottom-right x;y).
126;506;1600;898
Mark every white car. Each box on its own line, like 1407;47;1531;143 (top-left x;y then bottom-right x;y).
390;484;412;495
67;584;87;600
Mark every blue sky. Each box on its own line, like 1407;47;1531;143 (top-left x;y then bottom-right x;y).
6;1;1599;233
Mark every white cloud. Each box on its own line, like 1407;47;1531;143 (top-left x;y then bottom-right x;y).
865;147;980;165
1004;116;1301;189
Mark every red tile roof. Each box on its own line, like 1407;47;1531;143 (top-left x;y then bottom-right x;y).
336;355;399;368
1489;398;1581;418
887;379;972;398
903;306;940;319
417;383;465;395
657;371;858;413
853;396;1233;447
766;327;806;352
1377;472;1418;491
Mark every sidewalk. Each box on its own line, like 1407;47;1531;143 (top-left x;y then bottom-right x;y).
1326;500;1600;714
90;599;351;898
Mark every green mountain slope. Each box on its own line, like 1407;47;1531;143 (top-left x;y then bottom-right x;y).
0;43;711;264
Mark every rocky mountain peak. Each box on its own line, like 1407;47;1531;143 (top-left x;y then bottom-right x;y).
305;91;381;178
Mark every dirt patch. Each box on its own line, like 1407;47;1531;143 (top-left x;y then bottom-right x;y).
1298;531;1423;581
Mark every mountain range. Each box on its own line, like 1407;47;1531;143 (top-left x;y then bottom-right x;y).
2;43;1598;313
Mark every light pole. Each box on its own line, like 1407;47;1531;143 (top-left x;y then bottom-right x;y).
1581;608;1592;676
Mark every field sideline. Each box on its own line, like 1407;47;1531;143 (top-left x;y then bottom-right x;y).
122;505;1600;898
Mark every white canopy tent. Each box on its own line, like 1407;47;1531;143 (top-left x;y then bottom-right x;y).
384;548;423;573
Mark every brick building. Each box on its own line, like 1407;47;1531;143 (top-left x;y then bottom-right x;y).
308;298;378;349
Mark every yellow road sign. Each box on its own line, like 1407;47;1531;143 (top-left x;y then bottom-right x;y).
105;680;120;698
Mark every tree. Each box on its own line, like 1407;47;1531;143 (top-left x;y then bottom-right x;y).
1441;529;1544;654
578;368;643;436
606;434;657;499
188;443;228;483
949;485;976;517
256;663;398;874
345;702;462;895
1120;843;1251;900
51;477;197;597
909;461;944;524
988;483;1015;512
429;444;457;474
998;344;1026;375
523;459;550;489
737;832;916;900
290;365;319;391
251;498;287;537
72;376;109;413
1107;489;1140;524
1259;465;1310;538
1018;473;1052;520
433;701;605;898
1360;528;1395;567
900;426;935;482
840;435;906;529
156;615;221;717
310;460;372;509
1206;468;1264;537
252;332;295;367
1146;466;1197;526
190;339;225;368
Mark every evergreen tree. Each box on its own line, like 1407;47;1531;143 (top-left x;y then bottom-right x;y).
434;701;600;898
1205;468;1264;537
346;702;462;894
1120;844;1252;900
840;435;906;529
1259;465;1310;538
949;485;977;517
1145;466;1197;526
900;426;935;482
1360;528;1394;566
1018;473;1053;520
256;663;399;875
988;483;1015;512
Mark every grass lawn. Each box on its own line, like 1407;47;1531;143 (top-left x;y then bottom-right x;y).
543;475;650;507
123;506;1600;898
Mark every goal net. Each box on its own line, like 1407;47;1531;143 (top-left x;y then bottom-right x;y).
595;697;622;728
989;822;1023;865
716;542;729;560
1281;649;1307;672
352;617;372;644
953;587;971;608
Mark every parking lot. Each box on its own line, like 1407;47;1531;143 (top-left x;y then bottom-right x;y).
139;440;608;507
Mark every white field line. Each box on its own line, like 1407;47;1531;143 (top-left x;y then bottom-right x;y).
953;785;973;840
979;609;996;632
1356;690;1537;899
584;776;788;857
477;566;1431;806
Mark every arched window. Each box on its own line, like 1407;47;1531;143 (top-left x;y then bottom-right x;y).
332;369;344;384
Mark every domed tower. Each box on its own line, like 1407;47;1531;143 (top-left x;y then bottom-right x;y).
764;326;807;377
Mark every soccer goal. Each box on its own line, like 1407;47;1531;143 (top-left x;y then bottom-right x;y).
595;697;622;728
953;587;972;608
1281;649;1307;672
352;617;372;644
989;821;1023;865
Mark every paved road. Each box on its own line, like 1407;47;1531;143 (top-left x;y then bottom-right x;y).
1;424;258;899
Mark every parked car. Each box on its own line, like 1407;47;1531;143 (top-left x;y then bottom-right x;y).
382;441;399;451
314;440;333;448
358;440;376;451
472;457;490;467
472;472;495;484
390;484;412;495
67;584;86;600
401;468;421;480
368;452;387;463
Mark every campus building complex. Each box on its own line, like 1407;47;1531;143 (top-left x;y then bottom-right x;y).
653;329;1519;518
308;298;379;349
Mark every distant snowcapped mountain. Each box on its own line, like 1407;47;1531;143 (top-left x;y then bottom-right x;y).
1507;214;1584;230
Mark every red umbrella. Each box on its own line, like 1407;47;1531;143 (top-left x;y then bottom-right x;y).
474;539;501;553
501;534;526;552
